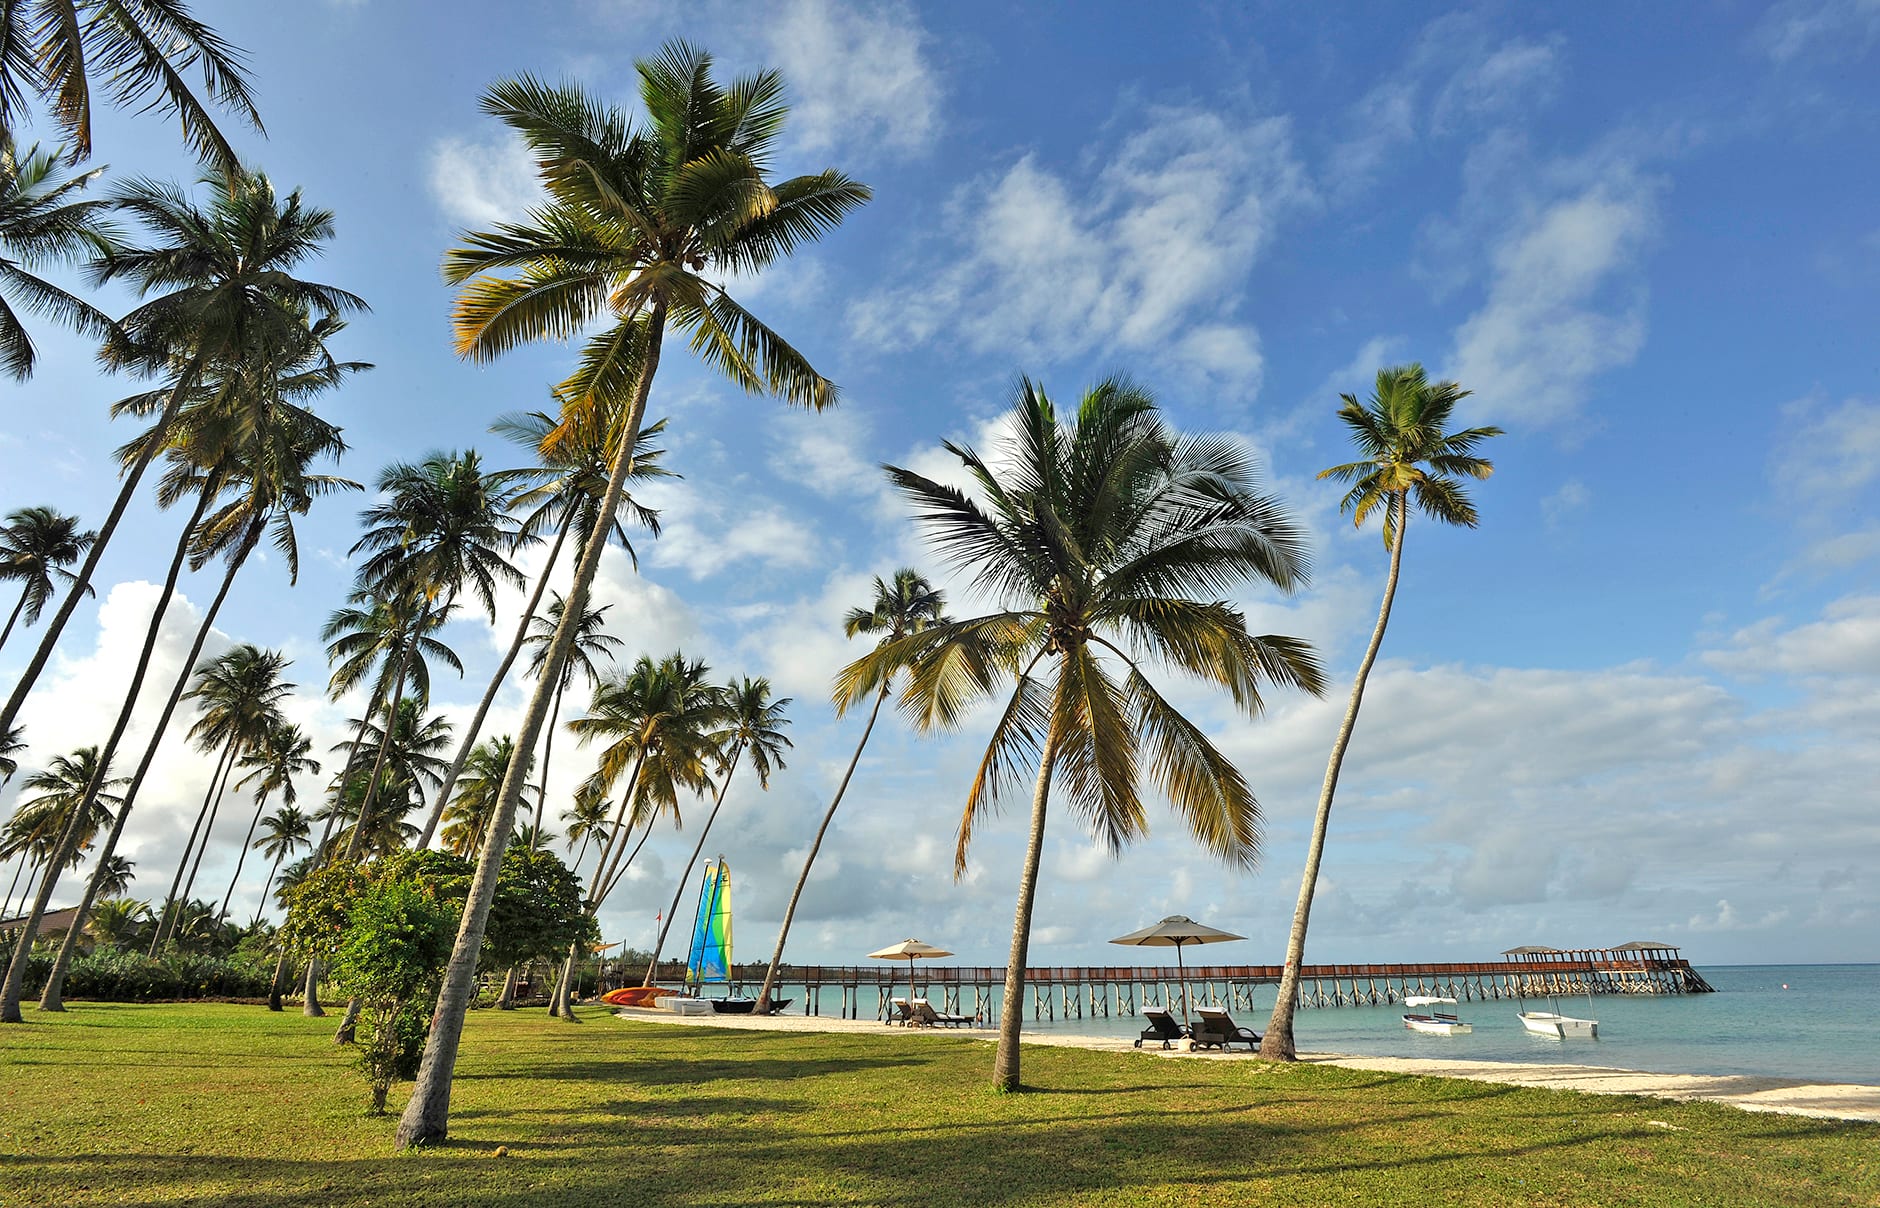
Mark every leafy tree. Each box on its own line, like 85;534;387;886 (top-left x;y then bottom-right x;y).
860;378;1325;1090
0;0;262;173
0;136;117;383
756;571;940;1011
1260;365;1500;1059
483;843;595;1009
330;878;457;1113
398;42;869;1147
0;506;96;651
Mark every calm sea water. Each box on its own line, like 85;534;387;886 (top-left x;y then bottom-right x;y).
804;965;1879;1086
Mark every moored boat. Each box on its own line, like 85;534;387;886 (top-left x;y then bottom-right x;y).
1402;995;1473;1035
1518;1010;1599;1039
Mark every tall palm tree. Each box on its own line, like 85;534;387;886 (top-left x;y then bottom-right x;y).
754;571;943;1013
415;412;669;849
0;723;20;785
36;345;360;1012
321;699;452;861
150;645;291;952
251;804;310;921
521;593;621;847
342;450;520;862
0;506;96;650
1260;365;1500;1059
0;748;125;902
398;44;870;1146
0;0;262;173
0;135;118;381
91;853;133;898
218;721;318;924
560;786;609;886
856;378;1325;1090
545;652;719;1017
441;736;533;858
0;167;362;751
648;676;789;985
0;169;362;1022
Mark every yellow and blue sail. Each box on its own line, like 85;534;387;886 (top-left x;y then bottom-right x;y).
684;858;731;985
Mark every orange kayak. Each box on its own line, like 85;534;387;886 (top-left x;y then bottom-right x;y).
601;986;678;1007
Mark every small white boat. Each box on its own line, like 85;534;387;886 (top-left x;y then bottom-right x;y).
1518;1010;1598;1039
1402;995;1473;1035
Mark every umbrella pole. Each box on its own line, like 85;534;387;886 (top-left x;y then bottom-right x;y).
1177;940;1190;1026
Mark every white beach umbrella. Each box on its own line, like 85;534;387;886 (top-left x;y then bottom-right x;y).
868;938;954;1005
1109;915;1245;1024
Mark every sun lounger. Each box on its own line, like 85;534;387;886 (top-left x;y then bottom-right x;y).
1135;1008;1187;1049
889;997;916;1026
912;998;974;1027
1191;1007;1261;1050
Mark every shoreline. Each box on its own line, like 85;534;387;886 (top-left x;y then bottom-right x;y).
608;1005;1880;1124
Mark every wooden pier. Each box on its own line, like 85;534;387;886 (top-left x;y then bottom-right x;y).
719;943;1713;1025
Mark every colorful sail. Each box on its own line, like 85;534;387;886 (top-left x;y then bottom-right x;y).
684;858;732;985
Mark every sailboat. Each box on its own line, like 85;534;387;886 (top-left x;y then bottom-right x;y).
682;857;787;1014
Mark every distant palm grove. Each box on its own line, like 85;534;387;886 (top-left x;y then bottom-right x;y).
0;10;1495;1141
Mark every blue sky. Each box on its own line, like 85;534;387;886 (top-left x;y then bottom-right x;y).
3;1;1878;973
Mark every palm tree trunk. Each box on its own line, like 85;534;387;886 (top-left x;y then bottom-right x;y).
994;701;1066;1092
417;516;572;849
0;365;202;743
0;586;27;653
756;685;888;1014
1260;496;1407;1061
529;678;568;849
397;296;668;1150
40;531;257;1011
175;754;241;929
217;788;272;926
596;810;658;909
343;617;423;864
150;735;239;954
334;995;362;1044
255;845;288;923
1;855;25;918
0;477;215;1022
496;965;519;1009
644;740;743;986
3;859;32;919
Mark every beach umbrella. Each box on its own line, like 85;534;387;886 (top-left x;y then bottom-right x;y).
868;939;953;1008
1109;915;1245;1024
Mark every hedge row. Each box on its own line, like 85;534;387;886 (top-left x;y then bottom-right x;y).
14;949;289;1001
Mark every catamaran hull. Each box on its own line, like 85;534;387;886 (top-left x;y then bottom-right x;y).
1518;1011;1598;1039
1403;1014;1473;1035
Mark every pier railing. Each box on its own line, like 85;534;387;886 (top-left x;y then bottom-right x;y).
706;947;1713;1025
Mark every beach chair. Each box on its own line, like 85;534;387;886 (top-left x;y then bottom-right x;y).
1135;1008;1187;1049
1191;1007;1261;1051
889;997;917;1026
912;998;973;1028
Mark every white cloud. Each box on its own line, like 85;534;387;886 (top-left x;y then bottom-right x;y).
1541;478;1590;528
427;134;542;229
850;104;1308;399
765;0;941;158
1448;164;1660;426
1772;396;1880;503
1703;594;1880;679
1755;0;1880;63
636;479;823;581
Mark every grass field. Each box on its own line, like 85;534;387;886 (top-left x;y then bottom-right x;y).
1;1002;1874;1206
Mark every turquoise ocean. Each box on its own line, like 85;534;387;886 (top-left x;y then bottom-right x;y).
804;965;1879;1086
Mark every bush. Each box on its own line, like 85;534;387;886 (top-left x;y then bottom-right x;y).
17;948;280;1001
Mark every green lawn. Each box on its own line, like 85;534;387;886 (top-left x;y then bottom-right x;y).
0;1003;1873;1207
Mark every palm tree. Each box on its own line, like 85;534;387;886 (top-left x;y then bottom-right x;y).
441;736;533;858
0;0;262;173
36;346;360;1013
0;135;119;382
648;676;789;985
86;897;151;949
857;378;1325;1090
149;645;291;952
398;44;871;1146
0;170;362;1022
0;724;20;785
0;506;96;651
91;853;133;898
218;721;318;925
322;699;453;861
754;571;944;1013
546;652;720;1016
521;593;622;847
1260;365;1501;1059
560;786;609;884
251;804;310;921
0;167;362;751
0;748;125;909
342;450;520;862
415;410;670;849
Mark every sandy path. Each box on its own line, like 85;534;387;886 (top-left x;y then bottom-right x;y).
607;1005;1880;1123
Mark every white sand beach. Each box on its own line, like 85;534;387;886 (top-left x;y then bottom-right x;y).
609;1005;1880;1124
